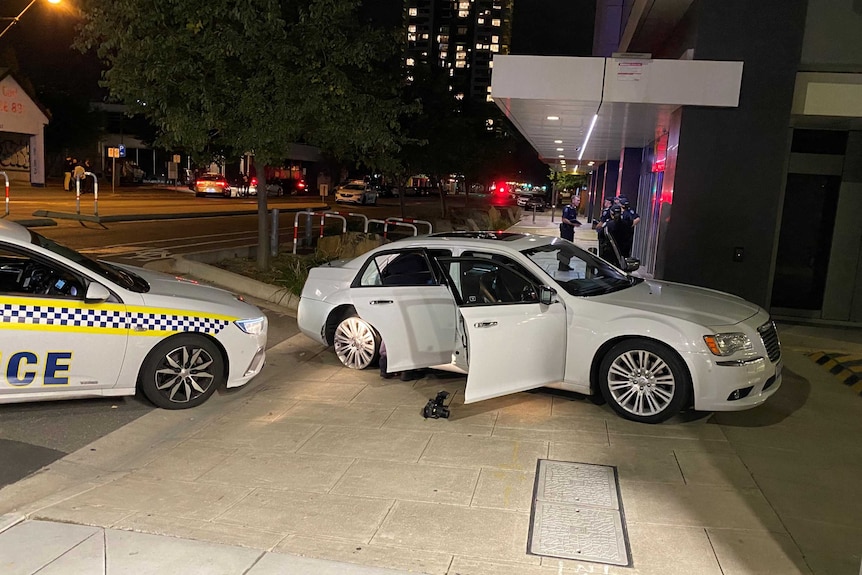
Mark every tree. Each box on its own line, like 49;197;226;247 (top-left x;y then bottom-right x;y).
75;0;410;268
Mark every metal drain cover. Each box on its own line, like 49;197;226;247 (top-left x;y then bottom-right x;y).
528;460;631;566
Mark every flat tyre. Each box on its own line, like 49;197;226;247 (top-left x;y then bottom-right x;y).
333;315;380;370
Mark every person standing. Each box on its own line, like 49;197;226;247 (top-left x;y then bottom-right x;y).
63;156;73;191
559;195;581;242
619;196;641;228
604;204;635;260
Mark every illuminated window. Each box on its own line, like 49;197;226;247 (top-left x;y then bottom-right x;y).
459;2;469;8
492;19;501;27
440;51;448;59
488;61;493;68
455;61;466;68
458;10;469;17
486;94;494;103
408;25;416;32
409;7;417;16
486;119;494;127
477;17;484;24
490;45;499;53
492;35;499;43
407;33;416;41
421;33;429;39
476;43;483;49
456;45;464;51
406;58;415;66
456;52;466;60
455;93;464;100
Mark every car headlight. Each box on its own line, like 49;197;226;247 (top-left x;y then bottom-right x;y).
235;316;267;335
703;333;752;356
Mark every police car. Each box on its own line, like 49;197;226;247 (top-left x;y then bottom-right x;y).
0;220;267;409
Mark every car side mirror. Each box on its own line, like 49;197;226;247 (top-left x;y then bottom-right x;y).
85;282;111;303
539;285;557;306
623;257;640;272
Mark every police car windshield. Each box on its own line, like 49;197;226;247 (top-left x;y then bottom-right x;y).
31;231;149;292
522;239;640;296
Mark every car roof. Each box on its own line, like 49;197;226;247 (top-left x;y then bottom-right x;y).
403;231;556;252
0;218;34;243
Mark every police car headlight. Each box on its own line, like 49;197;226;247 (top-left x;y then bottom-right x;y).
235;316;267;335
703;333;752;356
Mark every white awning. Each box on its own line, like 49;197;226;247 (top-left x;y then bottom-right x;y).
491;55;744;170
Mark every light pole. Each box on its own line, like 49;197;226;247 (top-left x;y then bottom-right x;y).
0;0;61;41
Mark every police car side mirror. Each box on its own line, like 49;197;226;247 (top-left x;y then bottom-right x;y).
85;282;111;303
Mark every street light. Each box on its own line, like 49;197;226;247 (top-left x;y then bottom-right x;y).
0;0;62;41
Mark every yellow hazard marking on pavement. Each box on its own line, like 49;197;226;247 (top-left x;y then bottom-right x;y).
807;352;861;396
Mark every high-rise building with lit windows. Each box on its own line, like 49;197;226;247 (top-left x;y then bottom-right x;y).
405;0;513;103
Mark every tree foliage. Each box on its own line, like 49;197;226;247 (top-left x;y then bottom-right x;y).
74;0;410;169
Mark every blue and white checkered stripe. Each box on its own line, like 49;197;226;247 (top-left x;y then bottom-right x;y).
0;302;230;334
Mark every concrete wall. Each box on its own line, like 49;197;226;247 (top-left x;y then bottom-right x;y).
801;0;862;70
655;0;808;306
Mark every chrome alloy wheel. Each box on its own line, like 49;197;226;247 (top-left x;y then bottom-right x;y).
154;344;216;404
606;349;677;417
333;316;378;369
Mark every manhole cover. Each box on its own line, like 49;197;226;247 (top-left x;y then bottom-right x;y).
528;460;631;566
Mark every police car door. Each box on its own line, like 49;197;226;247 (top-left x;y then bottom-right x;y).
0;245;128;398
350;249;457;372
437;256;567;403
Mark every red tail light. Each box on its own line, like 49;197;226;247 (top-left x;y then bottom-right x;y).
297;180;306;189
251;177;258;186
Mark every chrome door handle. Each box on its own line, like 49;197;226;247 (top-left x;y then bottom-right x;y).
370;300;393;305
474;321;497;328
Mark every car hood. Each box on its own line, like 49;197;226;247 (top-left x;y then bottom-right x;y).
113;264;262;318
597;279;761;328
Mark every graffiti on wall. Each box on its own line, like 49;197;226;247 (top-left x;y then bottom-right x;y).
0;136;30;172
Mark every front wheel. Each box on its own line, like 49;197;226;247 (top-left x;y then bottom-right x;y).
139;335;225;409
598;339;689;424
333;315;380;370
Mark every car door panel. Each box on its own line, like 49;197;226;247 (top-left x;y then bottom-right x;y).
460;303;567;403
352;285;457;371
434;255;568;403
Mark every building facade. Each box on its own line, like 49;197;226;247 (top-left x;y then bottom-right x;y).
493;0;862;325
405;0;513;103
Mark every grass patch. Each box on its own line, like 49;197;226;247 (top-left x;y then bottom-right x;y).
214;252;331;296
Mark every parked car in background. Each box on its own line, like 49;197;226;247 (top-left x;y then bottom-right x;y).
335;180;377;205
521;195;547;211
194;174;233;198
297;231;782;424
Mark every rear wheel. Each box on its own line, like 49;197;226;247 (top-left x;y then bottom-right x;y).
139;334;225;409
599;339;689;424
333;315;380;370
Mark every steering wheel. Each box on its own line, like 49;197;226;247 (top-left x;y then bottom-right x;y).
22;263;57;294
519;285;538;302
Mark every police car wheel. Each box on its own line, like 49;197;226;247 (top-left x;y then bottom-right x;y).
333;315;380;370
139;335;225;409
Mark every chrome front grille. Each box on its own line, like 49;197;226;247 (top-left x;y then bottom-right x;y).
758;321;781;363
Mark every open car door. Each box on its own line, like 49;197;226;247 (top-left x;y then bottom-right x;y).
436;256;567;404
351;248;458;372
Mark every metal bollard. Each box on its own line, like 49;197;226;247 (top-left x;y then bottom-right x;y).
270;209;279;257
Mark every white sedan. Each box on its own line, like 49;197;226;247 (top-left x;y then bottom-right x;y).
298;232;782;424
0;220;267;409
335;181;377;205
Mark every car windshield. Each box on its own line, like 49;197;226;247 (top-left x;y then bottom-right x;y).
522;238;641;296
30;230;150;293
343;184;365;191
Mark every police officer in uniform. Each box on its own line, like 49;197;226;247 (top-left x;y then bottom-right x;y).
559;195;581;241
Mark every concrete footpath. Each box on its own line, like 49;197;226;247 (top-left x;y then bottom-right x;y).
1;210;862;574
